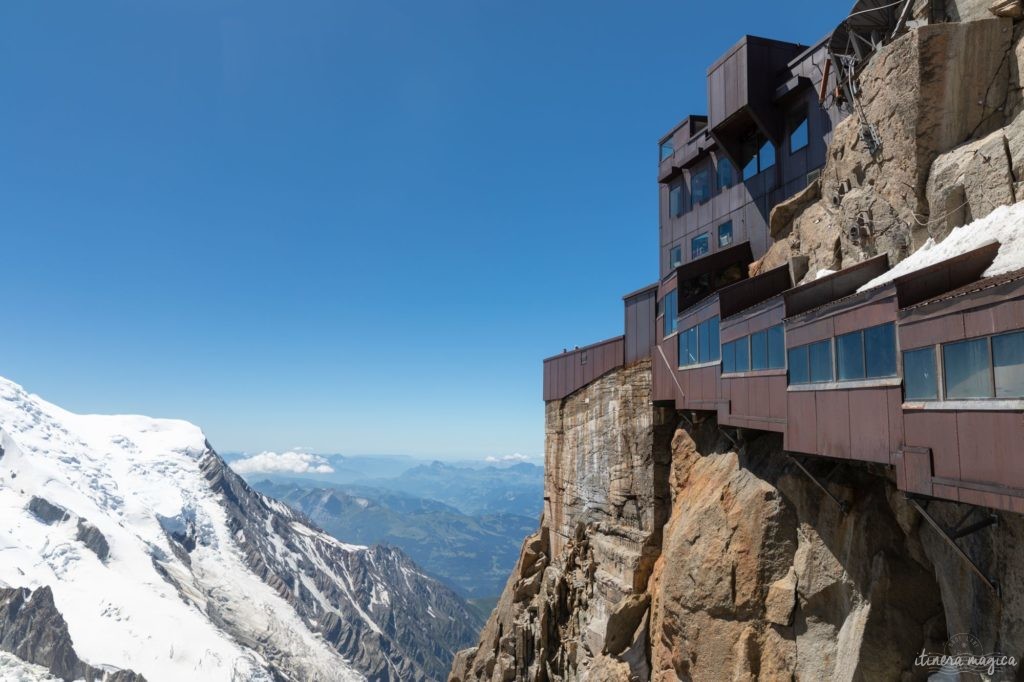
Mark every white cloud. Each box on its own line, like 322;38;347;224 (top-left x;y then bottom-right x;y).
229;451;335;475
484;453;534;463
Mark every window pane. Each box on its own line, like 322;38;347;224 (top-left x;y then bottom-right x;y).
743;156;758;181
708;316;720;362
690;169;710;207
751;330;768;370
740;136;758;181
758;139;776;171
686;327;698;365
865;323;897;378
788;346;809;384
809;340;833;382
993;331;1024;398
669;246;682;268
903;347;938;400
660;141;674;161
735;336;750;372
669;183;683;217
663;291;677;336
717;160;734;190
691;233;709;259
698;321;711;363
943;338;992;399
678;330;688;368
723;340;736;373
718;221;733;248
790;117;808;153
837;331;865;381
767;325;785;369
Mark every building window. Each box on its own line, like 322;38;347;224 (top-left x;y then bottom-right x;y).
789;340;833;384
669;181;683;217
717;159;734;190
836;323;897;381
788;345;809;384
790;116;808;153
994;331;1024;397
903;347;938;400
718;221;733;248
690;169;711;207
580;351;588;365
751;329;768;370
767;325;785;369
943;337;992;399
669;245;682;268
678;317;721;368
660;140;674;161
662;290;678;337
691;233;709;259
740;133;776;180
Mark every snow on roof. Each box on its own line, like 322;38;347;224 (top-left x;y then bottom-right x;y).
857;201;1024;292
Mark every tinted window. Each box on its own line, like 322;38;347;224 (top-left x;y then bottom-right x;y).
663;290;677;336
790;117;808;153
698;320;711;363
660;141;674;161
723;340;736;373
865;323;897;378
691;233;709;259
707;316;720;362
690;169;711;207
669;245;682;268
809;340;833;382
903;347;938;400
735;335;750;372
669;182;683;217
718;221;733;248
751;330;768;370
993;331;1024;398
837;330;865;380
758;139;775;171
767;325;785;369
678;329;690;367
685;326;698;365
740;136;758;180
717;159;734;190
788;345;809;384
943;338;992;398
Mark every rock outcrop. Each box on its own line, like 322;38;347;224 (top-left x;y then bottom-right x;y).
0;586;145;681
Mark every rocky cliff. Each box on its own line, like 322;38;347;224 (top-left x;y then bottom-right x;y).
452;13;1024;682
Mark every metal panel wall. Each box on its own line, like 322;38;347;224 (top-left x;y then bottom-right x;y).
542;336;624;402
624;285;658;364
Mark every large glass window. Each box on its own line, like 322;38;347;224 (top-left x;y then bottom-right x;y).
669;245;682;268
767;325;785;369
705;316;720;362
717;159;734;190
865;323;897;378
691;233;709;259
790;116;808;153
734;335;750;372
663;290;677;337
696;316;720;363
751;330;768;370
660;141;674;161
993;331;1024;398
690;169;711;207
837;330;865;380
718;221;733;248
723;340;736;373
809;340;833;383
904;347;938;400
788;345;809;384
943;338;992;399
678;326;698;367
758;139;776;172
669;181;683;217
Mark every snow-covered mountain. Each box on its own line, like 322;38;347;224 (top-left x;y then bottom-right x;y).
0;377;481;681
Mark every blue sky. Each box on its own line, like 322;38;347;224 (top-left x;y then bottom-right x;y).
0;1;843;459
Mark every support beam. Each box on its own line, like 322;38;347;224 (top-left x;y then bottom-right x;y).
786;453;850;513
907;497;999;595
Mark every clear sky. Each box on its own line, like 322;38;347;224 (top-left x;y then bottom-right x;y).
0;1;844;459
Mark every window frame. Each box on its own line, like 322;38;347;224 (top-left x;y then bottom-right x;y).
669;180;684;218
660;141;674;161
691;232;710;259
690;168;711;208
789;111;809;154
669;245;683;269
662;290;678;338
942;336;994;400
903;346;939;401
717;221;733;248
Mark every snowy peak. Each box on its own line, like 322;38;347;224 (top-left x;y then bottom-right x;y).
0;377;480;681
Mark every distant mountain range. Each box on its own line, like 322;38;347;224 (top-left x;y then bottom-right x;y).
233;456;545;600
253;480;538;598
